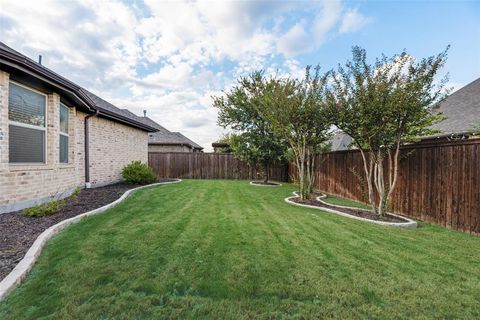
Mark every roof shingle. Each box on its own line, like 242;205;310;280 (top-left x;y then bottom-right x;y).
431;78;480;135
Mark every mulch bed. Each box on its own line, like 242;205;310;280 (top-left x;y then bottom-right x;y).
0;179;175;280
251;181;281;186
291;196;407;223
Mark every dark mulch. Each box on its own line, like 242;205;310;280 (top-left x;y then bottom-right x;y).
251;181;281;186
291;196;408;223
0;179;175;280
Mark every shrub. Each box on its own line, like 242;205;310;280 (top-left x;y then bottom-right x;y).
23;199;65;217
121;161;156;184
22;187;81;217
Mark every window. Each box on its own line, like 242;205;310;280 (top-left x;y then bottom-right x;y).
59;104;69;163
8;82;46;163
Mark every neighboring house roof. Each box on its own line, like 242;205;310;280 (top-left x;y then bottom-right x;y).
147;124;203;150
0;41;158;132
174;132;203;149
212;142;230;148
330;133;352;151
136;116;170;133
80;89;158;132
430;78;480;136
330;79;480;147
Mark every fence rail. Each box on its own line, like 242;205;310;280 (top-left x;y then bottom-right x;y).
288;138;480;235
149;152;290;182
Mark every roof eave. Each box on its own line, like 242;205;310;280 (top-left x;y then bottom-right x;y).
0;55;95;113
97;108;159;132
1;47;159;132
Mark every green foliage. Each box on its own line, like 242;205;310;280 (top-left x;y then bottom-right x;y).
23;187;82;217
213;71;288;182
473;124;480;136
259;66;332;199
327;46;449;151
229;131;287;181
121;161;156;184
23;200;64;217
327;46;450;215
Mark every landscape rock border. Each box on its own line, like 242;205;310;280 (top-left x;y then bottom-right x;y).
0;179;182;302
285;191;417;228
249;181;282;187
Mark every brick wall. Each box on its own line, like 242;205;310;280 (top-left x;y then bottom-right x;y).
88;116;148;186
0;70;149;213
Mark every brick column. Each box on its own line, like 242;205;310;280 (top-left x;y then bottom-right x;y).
46;93;60;165
0;71;9;171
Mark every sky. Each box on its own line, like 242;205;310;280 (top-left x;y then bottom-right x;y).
1;0;479;151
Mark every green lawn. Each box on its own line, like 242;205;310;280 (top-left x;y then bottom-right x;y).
320;193;372;210
1;180;479;319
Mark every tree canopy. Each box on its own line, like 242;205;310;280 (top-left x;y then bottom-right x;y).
259;66;332;199
213;72;287;182
327;46;449;215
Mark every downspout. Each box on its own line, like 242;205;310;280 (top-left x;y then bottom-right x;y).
84;110;99;188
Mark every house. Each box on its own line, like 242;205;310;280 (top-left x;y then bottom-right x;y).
329;133;353;151
0;42;159;213
212;142;232;153
428;77;480;139
142;116;203;153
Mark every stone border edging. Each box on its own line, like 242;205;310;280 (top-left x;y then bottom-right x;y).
249;181;282;187
285;191;417;228
0;179;182;302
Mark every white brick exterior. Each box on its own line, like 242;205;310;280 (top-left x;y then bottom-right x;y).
88;115;148;186
0;70;149;213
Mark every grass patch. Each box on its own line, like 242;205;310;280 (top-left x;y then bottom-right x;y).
1;180;479;319
321;193;371;210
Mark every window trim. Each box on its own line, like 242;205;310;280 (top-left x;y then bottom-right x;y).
8;80;48;165
59;103;69;164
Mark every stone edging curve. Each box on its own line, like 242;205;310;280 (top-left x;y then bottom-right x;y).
249;181;282;187
285;191;417;228
0;179;182;302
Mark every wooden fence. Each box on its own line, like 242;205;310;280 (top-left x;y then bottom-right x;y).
288;138;480;235
150;139;479;235
149;152;290;182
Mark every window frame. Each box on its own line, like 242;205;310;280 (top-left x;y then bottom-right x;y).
59;103;69;164
8;81;48;165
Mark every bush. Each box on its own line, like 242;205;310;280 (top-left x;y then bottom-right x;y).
121;161;156;184
23;199;64;217
23;187;82;217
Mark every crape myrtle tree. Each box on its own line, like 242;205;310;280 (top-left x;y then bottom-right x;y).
260;66;332;200
327;46;449;216
213;71;287;183
228;131;287;183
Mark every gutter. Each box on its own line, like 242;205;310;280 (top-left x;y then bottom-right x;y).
96;108;158;132
418;131;473;141
84;110;99;188
0;58;94;112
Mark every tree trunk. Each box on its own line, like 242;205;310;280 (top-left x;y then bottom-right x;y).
263;163;269;184
299;141;309;200
359;149;377;214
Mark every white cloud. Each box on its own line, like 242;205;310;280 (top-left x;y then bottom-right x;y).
339;8;371;34
277;22;311;57
0;0;371;151
313;0;343;45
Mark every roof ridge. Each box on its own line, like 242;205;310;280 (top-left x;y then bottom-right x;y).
0;41;158;132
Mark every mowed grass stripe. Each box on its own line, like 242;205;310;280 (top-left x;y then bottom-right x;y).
0;180;479;319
